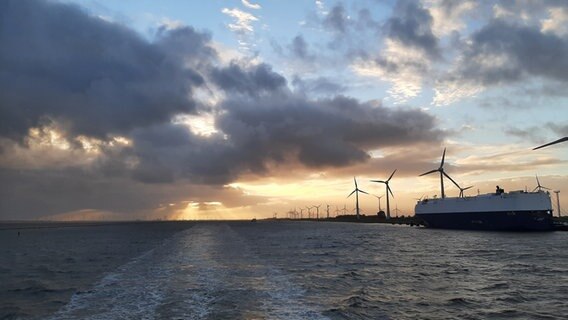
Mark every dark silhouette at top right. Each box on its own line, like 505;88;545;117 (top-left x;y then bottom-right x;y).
533;137;568;150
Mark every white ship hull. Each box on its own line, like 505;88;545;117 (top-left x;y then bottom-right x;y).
415;191;554;231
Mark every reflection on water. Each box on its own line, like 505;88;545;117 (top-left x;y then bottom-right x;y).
2;221;568;319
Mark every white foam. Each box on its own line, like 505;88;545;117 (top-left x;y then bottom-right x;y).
50;224;330;319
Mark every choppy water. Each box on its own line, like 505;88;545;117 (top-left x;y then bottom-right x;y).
1;221;568;319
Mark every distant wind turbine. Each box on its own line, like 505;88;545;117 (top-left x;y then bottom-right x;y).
394;204;401;217
533;175;550;192
348;177;368;220
459;185;473;198
373;194;384;212
314;204;321;219
370;170;396;219
306;206;312;219
299;208;304;219
419;148;461;198
533;137;568;150
326;204;330;219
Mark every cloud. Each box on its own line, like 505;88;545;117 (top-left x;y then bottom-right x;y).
352;39;432;102
210;62;287;96
0;0;449;220
434;19;568;105
348;1;441;102
292;76;346;95
323;3;349;34
289;35;312;60
541;7;568;35
221;7;258;34
242;0;261;10
426;0;477;37
386;0;441;59
0;0;214;140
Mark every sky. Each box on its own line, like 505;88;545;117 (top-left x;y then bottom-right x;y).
1;0;567;221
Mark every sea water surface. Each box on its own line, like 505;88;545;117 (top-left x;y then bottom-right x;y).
1;221;567;319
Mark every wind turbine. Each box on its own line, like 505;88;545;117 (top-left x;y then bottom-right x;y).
348;177;368;220
313;204;321;219
419;148;461;198
394;204;401;217
335;206;340;217
342;204;347;215
326;204;330;219
459;185;473;198
373;194;384;212
299;208;304;219
533;175;550;192
370;170;396;219
306;206;312;219
533;137;568;150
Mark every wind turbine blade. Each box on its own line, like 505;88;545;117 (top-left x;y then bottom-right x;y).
359;189;369;195
440;148;446;167
419;169;438;176
387;169;397;182
536;175;541;187
354;177;358;189
347;190;356;198
463;186;473;191
370;180;386;183
443;171;461;189
533;137;568;150
387;185;394;198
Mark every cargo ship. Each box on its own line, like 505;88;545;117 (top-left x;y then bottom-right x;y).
415;190;554;231
416;148;555;231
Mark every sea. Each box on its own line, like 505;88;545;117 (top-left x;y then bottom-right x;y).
1;221;567;320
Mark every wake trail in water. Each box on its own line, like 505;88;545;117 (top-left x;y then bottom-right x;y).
50;224;329;320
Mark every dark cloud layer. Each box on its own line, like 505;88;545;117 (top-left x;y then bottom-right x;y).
453;20;568;86
385;0;440;58
0;0;447;219
0;0;214;140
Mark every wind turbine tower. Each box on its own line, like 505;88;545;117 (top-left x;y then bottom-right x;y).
459;185;473;198
314;204;321;219
554;190;561;217
419;148;461;199
373;194;383;212
370;170;396;219
326;204;330;219
348;177;368;220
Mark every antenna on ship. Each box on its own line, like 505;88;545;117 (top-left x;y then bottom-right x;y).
348;177;368;220
533;175;550;192
533;137;568;150
419;148;461;198
370;170;396;219
459;185;473;198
